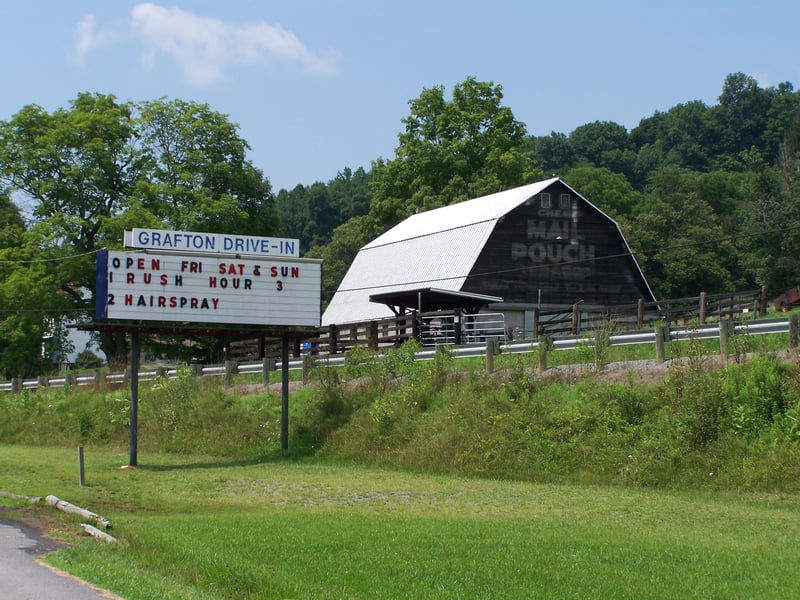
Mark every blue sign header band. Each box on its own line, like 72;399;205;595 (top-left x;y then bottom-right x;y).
124;228;300;258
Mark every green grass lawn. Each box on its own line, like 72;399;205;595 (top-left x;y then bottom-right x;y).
1;444;798;599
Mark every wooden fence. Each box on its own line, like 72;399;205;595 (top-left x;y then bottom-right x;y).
280;287;769;357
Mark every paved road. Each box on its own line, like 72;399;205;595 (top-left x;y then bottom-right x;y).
0;516;121;600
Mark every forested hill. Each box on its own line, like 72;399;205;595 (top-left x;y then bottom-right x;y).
1;72;797;378
276;72;800;306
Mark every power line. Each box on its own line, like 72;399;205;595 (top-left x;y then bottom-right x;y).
0;248;101;265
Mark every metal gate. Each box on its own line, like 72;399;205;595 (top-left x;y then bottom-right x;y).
419;313;506;347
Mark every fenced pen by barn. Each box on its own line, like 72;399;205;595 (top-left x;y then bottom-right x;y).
302;287;769;355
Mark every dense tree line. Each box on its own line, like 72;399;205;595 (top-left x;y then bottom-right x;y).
1;72;798;378
285;73;800;309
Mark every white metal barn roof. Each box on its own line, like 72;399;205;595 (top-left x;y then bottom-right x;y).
321;178;560;326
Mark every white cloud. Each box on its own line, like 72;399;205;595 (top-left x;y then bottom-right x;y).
72;13;118;64
73;3;338;84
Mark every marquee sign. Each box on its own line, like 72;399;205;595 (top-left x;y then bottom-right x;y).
96;249;322;327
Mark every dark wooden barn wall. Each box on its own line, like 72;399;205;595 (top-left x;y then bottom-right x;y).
464;182;653;306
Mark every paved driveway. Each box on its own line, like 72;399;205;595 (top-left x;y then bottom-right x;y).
0;515;121;600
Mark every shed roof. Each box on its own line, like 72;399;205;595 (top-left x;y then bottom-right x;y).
370;287;504;314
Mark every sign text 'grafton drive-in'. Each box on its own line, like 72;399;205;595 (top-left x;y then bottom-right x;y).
124;228;300;258
96;249;322;327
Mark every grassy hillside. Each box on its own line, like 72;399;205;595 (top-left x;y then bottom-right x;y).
2;339;799;493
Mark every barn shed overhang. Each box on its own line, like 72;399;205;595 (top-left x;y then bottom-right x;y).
370;287;503;316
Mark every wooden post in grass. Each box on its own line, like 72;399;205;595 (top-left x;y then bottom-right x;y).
224;360;236;388
78;446;85;487
485;339;498;374
262;357;275;385
655;326;666;363
302;354;314;384
699;292;707;324
719;320;734;362
538;335;552;371
790;314;800;349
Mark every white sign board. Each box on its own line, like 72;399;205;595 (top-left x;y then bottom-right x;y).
124;228;300;258
96;250;321;327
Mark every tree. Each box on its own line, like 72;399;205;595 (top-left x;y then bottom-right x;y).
275;167;371;254
626;167;739;298
0;94;280;369
714;72;773;160
369;77;541;230
307;215;378;307
529;132;575;175
0;93;142;370
737;149;800;291
569;121;636;180
0;194;52;378
563;166;642;220
135;98;279;236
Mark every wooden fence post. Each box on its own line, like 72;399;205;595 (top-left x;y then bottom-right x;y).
571;303;581;336
760;285;769;316
328;324;338;355
637;299;644;330
368;321;379;351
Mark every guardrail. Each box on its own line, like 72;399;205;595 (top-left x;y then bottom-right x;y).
2;316;795;393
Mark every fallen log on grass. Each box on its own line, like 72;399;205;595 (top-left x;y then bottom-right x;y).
45;495;112;529
81;523;117;543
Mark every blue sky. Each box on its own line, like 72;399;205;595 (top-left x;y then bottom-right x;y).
3;1;800;192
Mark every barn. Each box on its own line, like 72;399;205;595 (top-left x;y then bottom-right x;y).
321;177;656;339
